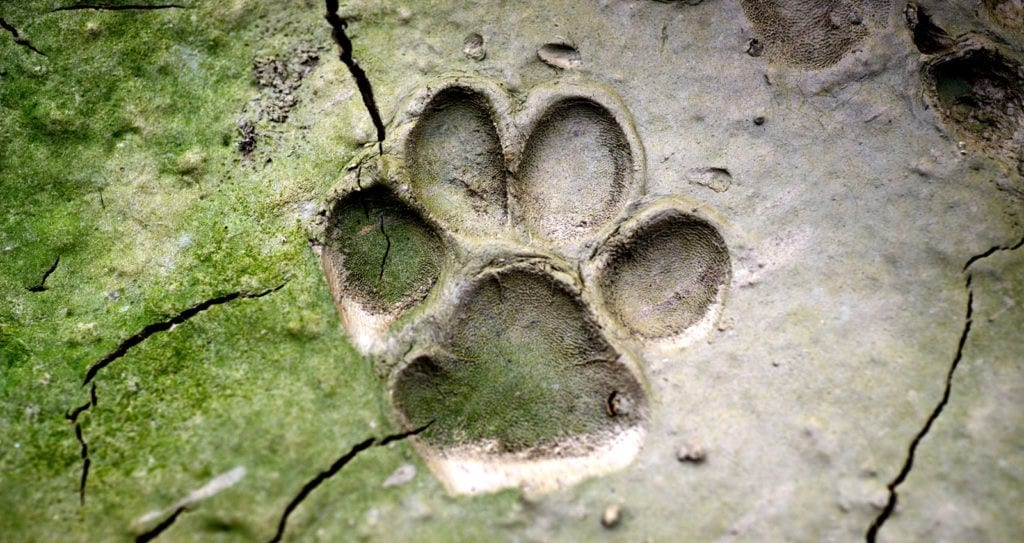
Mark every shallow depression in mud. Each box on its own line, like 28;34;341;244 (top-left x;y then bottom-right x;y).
600;211;730;339
392;265;645;454
322;185;445;314
924;43;1024;166
406;87;508;228
514;98;632;243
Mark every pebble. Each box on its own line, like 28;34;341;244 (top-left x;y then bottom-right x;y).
463;33;486;61
601;504;621;528
676;441;706;463
606;391;633;417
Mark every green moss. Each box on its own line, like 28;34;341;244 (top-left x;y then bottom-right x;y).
325;185;444;311
394;268;644;452
0;2;549;541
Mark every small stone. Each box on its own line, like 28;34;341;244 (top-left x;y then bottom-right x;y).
753;116;765;126
746;38;764;57
463;33;486;61
676;441;706;463
601;504;621;528
606;391;633;417
538;43;581;70
382;464;416;488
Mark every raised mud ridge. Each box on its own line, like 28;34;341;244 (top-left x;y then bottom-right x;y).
317;76;733;494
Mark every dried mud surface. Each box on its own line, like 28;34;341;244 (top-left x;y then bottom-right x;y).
1;0;1022;542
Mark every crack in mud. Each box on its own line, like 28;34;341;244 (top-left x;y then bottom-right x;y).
135;506;188;543
83;283;286;385
0;17;46;56
378;422;432;446
377;213;391;282
324;0;385;155
67;283;286;506
268;422;432;543
65;383;97;424
27;256;60;292
866;235;1024;542
961;237;1024;272
51;4;188;12
74;423;90;506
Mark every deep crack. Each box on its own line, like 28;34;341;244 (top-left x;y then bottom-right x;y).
324;0;386;155
83;283;286;385
51;3;188;12
0;17;46;57
135;506;188;543
378;213;391;282
866;235;1024;542
268;422;432;543
27;256;60;292
68;283;286;506
65;383;97;424
962;236;1024;272
74;423;90;506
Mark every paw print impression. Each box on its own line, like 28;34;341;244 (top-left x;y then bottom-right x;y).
319;77;731;495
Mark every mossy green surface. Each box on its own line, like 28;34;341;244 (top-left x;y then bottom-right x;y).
0;2;520;541
394;269;644;452
325;186;444;312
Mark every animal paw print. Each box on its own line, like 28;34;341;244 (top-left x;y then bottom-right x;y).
318;76;731;494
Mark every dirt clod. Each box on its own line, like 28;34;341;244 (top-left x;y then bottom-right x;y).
251;46;320;123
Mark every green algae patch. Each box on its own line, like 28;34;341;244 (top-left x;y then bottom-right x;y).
394;266;646;453
323;185;445;313
0;2;540;540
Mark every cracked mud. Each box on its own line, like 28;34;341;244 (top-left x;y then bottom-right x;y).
4;0;1023;541
82;284;285;385
0;17;46;56
866;236;1024;542
65;284;286;505
26;255;59;292
324;0;385;153
269;423;431;543
134;506;188;543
